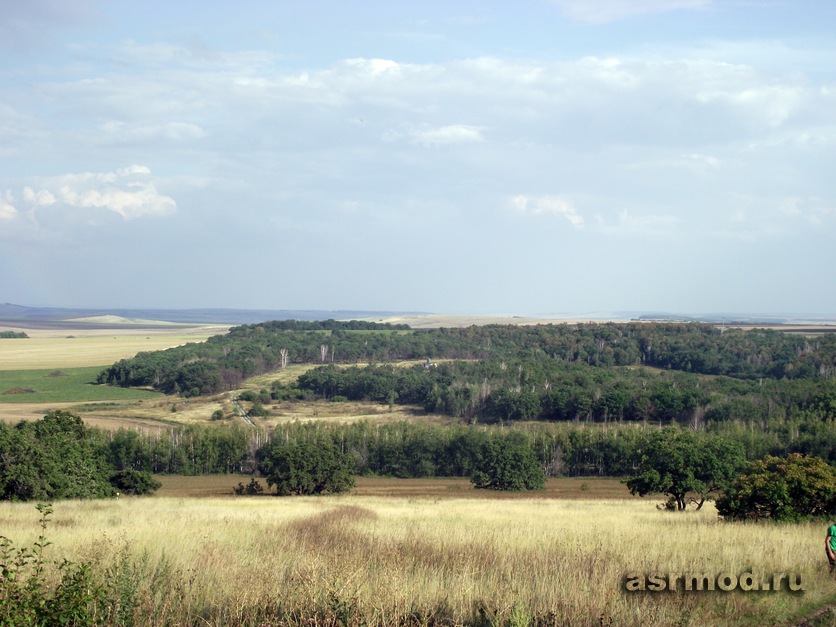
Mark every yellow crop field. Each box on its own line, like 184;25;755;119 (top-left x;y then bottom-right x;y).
1;487;832;626
0;325;228;370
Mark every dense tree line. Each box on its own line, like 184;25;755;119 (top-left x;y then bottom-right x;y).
97;321;836;397
105;424;256;475
95;417;832;482
294;360;835;437
3;412;834;506
0;412;158;501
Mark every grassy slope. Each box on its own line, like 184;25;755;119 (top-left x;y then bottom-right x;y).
0;367;161;403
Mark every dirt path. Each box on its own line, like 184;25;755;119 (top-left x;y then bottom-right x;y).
790;602;836;626
231;396;255;426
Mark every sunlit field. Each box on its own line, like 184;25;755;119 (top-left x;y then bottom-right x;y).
0;327;227;370
1;480;833;626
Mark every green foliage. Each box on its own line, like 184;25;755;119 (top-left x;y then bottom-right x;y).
259;438;355;496
716;453;836;521
210;409;226;421
0;331;28;338
98;320;836;398
109;470;161;496
0;411;116;501
233;478;264;495
625;428;745;510
107;424;251;475
471;432;545;491
247;401;270;417
0;504;107;625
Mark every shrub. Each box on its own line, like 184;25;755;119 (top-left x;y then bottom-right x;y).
716;453;836;521
259;438;355;496
233;478;264;495
471;432;544;491
248;402;270;417
0;504;107;625
109;470;162;496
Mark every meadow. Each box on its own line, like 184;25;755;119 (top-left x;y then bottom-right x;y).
0;366;162;404
1;480;833;626
2;320;835;625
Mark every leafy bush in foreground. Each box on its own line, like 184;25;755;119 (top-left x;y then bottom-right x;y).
0;504;106;625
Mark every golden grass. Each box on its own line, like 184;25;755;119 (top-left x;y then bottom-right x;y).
1;482;833;626
0;327;226;370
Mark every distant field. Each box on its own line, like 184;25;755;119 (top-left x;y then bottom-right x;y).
0;327;226;370
0;323;221;428
0;366;162;404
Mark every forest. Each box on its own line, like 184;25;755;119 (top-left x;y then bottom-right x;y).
95;320;835;462
97;320;835;393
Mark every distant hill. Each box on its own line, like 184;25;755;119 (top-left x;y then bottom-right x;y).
0;304;427;328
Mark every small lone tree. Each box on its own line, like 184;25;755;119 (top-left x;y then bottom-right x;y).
716;453;836;521
471;432;545;491
625;428;745;510
258;438;355;496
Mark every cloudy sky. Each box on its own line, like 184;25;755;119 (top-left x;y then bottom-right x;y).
1;0;834;316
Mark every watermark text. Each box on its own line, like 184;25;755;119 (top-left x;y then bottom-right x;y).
623;571;803;593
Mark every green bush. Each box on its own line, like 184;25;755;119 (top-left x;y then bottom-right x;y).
0;411;116;501
233;478;264;495
471;432;544;491
717;453;836;521
248;402;270;417
0;504;107;625
109;470;162;496
259;438;355;496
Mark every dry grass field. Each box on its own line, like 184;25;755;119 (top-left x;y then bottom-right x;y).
1;481;833;626
0;323;228;370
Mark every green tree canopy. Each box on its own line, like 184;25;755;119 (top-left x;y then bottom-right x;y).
0;411;115;501
625;428;745;510
258;438;355;496
716;453;836;521
471;432;545;491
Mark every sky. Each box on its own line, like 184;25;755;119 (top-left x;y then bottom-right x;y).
1;0;835;316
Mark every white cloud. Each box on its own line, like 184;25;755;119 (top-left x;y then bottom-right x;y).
616;210;679;232
0;191;18;221
511;195;584;228
22;187;56;206
550;0;711;24
778;197;835;225
343;58;401;76
16;166;176;222
410;124;484;145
